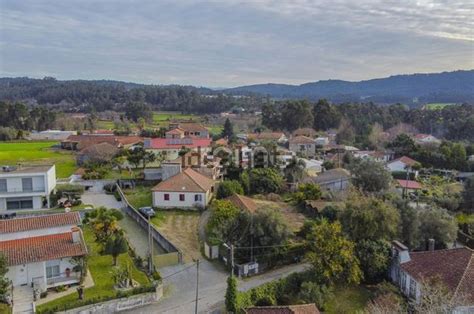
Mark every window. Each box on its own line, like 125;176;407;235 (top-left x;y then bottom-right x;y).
22;178;33;192
194;194;202;202
0;179;6;192
179;194;185;201
6;198;33;210
409;278;417;299
46;265;60;278
164;194;170;201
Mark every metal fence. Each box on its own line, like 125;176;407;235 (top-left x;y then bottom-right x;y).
116;184;183;264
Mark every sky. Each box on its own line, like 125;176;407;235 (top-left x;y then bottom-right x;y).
0;0;473;87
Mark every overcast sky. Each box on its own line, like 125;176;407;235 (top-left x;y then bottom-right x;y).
0;0;473;87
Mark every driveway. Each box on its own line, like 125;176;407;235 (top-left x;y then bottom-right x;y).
124;262;309;314
81;191;164;257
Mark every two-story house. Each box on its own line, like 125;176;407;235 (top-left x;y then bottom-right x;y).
0;165;56;213
0;212;87;292
289;136;317;157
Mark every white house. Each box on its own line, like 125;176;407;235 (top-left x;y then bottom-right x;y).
0;212;87;292
389;241;473;305
300;158;323;176
0;165;56;213
289;136;317;157
386;156;418;173
414;134;441;145
152;167;215;209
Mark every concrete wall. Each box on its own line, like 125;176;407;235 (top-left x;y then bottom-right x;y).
152;191;207;209
58;284;163;314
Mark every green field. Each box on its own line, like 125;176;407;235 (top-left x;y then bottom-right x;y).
0;141;76;178
424;103;456;110
36;227;149;314
152;111;197;123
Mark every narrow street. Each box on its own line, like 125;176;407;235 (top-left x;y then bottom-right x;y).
124;262;309;314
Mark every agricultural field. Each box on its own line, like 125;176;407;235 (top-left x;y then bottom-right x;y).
0;141;76;178
423;103;456;110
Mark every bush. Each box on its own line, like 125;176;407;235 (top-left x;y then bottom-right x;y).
216;180;244;199
104;183;117;194
114;190;122;201
56;184;85;195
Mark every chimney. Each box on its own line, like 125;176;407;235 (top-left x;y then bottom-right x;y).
182;154;186;168
72;227;81;243
197;146;202;166
428;238;435;251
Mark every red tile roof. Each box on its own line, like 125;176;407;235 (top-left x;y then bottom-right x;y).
63;135;143;149
0;212;81;234
245;304;320;314
148;138;212;149
396;179;422;190
290;136;315;144
0;231;88;266
391;156;418;167
225;194;258;213
166;128;185;135
401;247;474;302
152;167;215;192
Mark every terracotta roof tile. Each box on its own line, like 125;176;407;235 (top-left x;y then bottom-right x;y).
152;167;215;192
396;179;422;189
245;304;320;314
401;247;473;301
225;194;258;213
148;138;212;149
0;212;81;234
390;156;418;167
290;136;315;144
0;231;88;266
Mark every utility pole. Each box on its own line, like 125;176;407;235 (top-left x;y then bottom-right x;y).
195;259;200;314
148;215;153;274
230;244;235;276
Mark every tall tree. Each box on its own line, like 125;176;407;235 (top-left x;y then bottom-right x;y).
418;207;458;249
350;159;392;193
336;118;355;145
341;194;400;242
313;99;340;131
305;219;362;285
221;118;234;139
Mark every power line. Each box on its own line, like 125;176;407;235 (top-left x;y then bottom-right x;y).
161;263;196;280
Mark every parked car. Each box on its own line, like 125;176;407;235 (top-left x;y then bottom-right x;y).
138;206;155;217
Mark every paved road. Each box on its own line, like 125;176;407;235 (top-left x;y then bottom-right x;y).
124;262;309;314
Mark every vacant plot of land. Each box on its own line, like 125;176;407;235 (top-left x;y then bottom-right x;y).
122;186;153;209
151;211;201;262
0;141;76;178
253;199;306;232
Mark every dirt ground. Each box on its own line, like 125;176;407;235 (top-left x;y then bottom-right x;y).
152;211;202;262
253;199;306;232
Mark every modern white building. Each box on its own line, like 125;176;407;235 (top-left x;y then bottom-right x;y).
386;156;418;173
0;212;87;292
152;167;215;209
0;165;56;212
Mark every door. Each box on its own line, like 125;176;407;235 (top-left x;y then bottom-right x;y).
17;265;28;285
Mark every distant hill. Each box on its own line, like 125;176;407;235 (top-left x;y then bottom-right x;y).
223;70;474;105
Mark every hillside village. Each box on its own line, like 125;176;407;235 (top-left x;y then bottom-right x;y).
0;105;473;314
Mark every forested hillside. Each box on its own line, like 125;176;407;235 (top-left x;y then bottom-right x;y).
225;70;474;104
0;77;262;113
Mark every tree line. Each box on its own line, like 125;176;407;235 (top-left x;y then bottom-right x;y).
262;100;474;143
0;77;264;114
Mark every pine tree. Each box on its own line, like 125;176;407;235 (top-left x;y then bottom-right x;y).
222;118;234;139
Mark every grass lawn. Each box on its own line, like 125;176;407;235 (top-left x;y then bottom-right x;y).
0;303;11;314
207;125;223;136
152;111;196;123
324;285;373;314
36;227;149;313
424;103;456;110
122;186;153;209
0;141;76;178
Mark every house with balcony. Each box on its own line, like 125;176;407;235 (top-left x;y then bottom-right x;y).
0;165;56;213
0;212;87;292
